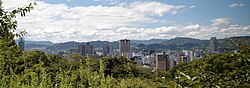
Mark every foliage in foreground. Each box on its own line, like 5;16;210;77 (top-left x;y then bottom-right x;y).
0;50;174;88
170;39;250;87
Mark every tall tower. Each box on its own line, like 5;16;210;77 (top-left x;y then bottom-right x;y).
18;38;25;51
103;42;113;56
155;52;170;71
78;42;94;56
119;39;131;53
119;39;132;59
209;37;218;52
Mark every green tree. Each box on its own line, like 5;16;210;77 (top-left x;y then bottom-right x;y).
171;40;250;87
0;0;35;76
102;56;134;78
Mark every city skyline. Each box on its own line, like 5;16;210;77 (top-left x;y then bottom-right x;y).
2;0;250;43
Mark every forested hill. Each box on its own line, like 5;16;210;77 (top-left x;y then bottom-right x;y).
139;36;250;51
21;36;250;51
161;37;207;46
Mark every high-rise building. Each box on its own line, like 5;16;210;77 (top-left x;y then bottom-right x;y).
155;52;170;71
78;43;94;56
143;54;155;70
209;37;218;52
169;53;178;69
103;43;113;56
120;39;131;53
179;51;189;63
119;39;132;59
179;56;188;63
18;38;25;51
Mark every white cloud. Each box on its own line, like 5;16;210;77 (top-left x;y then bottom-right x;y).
2;0;249;42
130;1;186;16
108;23;250;40
184;24;200;30
229;3;245;8
2;0;190;42
229;3;238;7
189;5;196;8
179;24;250;39
211;18;231;26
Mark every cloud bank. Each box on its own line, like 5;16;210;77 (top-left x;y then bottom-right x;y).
2;0;250;43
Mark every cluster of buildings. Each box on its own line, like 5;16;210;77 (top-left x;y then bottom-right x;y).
57;37;219;71
62;39;133;59
147;37;218;71
17;37;221;71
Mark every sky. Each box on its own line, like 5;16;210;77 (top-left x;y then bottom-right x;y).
2;0;250;43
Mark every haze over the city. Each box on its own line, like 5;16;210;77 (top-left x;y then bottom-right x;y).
2;0;250;43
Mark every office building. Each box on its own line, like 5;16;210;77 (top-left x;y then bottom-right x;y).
189;50;194;61
119;39;132;59
178;51;188;63
18;38;25;51
210;37;218;52
120;39;131;53
179;56;188;63
78;43;94;56
169;53;178;69
103;43;113;56
143;54;155;69
155;52;170;71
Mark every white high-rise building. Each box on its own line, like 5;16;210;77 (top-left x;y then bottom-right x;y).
210;37;218;52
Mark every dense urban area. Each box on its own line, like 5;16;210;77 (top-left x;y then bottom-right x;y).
17;36;250;72
1;1;250;88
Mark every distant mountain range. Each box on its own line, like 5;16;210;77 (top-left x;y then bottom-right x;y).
18;36;250;52
45;41;119;51
15;40;53;51
131;39;167;45
25;41;54;45
140;36;250;51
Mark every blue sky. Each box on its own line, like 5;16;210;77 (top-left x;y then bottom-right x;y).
2;0;250;42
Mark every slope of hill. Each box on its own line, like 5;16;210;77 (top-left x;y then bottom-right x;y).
161;37;208;46
45;41;120;51
15;40;54;51
131;39;167;45
159;37;208;50
25;41;54;46
23;36;250;52
141;36;250;51
46;41;82;51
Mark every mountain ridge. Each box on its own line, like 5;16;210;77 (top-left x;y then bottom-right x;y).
20;36;250;52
